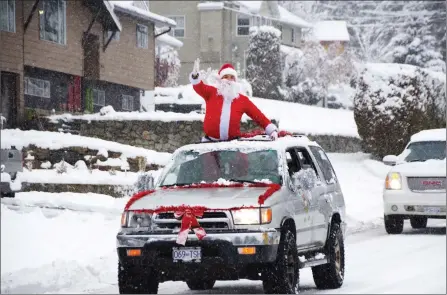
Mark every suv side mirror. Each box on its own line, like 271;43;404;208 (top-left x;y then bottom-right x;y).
292;168;318;191
383;155;398;166
136;173;155;191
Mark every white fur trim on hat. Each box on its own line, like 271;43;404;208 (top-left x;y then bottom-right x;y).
219;67;238;80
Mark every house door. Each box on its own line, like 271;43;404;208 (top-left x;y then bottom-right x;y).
0;72;18;128
83;33;100;80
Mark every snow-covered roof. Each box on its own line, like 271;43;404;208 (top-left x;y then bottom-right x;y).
175;135;319;155
197;2;224;11
410;129;446;143
236;1;312;28
313;21;350;42
110;1;176;27
155;28;183;48
102;0;122;32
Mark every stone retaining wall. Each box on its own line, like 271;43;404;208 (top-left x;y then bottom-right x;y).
22;182;135;198
44;118;362;153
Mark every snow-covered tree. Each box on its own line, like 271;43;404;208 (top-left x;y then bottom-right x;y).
155;45;181;87
283;1;446;72
246;26;283;100
354;64;446;158
284;41;356;106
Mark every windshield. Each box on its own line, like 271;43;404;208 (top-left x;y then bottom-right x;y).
158;149;281;186
402;141;446;162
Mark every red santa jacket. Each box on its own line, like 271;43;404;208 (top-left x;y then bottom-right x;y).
190;75;277;140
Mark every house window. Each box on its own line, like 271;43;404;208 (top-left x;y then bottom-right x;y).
167;16;185;38
0;0;15;33
136;24;148;48
291;28;295;43
237;14;250;36
122;95;134;111
93;89;105;106
104;30;120;43
24;77;51;98
40;0;66;45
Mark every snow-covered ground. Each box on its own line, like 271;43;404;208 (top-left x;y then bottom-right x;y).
1;152;445;294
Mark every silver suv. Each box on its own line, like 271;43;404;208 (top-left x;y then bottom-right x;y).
116;134;346;294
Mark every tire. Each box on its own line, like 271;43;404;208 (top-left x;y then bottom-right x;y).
262;230;299;294
1;192;15;198
118;262;159;294
384;215;404;234
312;222;345;289
410;216;428;229
186;279;216;290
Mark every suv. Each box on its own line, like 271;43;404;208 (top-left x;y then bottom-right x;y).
382;128;446;234
116;134;347;294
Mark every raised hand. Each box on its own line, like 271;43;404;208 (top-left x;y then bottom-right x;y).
191;58;201;79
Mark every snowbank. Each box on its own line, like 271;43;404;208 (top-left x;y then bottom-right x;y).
0;129;172;166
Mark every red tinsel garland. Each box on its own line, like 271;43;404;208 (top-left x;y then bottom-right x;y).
123;182;281;245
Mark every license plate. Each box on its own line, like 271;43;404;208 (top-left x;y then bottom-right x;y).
424;206;441;213
172;247;201;263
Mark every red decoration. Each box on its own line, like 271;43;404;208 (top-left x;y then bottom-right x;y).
174;207;206;245
240;129;294;139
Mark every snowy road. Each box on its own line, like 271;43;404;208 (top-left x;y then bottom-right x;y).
1;153;445;294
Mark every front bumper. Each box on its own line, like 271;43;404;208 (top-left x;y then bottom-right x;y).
383;189;446;217
117;230;281;281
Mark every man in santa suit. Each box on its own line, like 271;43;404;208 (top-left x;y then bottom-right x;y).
189;59;278;142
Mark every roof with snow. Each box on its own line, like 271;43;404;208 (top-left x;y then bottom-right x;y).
155;28;183;48
410;129;446;143
313;21;350;42
197;2;224;11
109;1;176;27
236;1;312;28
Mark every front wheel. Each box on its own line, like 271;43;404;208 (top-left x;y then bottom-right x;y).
262;229;299;294
312;222;345;289
384;215;404;234
186;279;216;290
118;262;159;294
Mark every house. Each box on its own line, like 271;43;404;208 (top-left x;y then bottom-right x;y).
0;0;177;128
313;20;350;54
149;0;312;85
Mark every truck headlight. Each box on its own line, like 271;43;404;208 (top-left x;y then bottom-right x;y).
121;211;152;228
385;172;402;190
231;208;272;225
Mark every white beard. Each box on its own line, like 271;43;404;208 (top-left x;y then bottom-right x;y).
217;79;241;101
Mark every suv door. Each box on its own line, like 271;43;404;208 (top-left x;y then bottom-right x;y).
285;148;312;248
308;145;342;246
294;147;327;248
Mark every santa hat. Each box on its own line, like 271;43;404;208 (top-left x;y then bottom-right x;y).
218;63;238;80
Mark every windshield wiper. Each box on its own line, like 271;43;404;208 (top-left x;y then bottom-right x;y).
407;159;426;163
159;183;194;187
227;179;262;184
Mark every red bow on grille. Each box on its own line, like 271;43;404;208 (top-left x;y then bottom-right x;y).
174;207;207;245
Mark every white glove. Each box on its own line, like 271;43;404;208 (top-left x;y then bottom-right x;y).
269;131;278;140
191;58;200;78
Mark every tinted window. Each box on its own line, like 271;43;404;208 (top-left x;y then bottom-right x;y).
309;146;338;184
403;141;446;162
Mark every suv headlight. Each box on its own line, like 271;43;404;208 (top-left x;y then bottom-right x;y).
231;208;272;225
385;172;402;190
121;211;152;228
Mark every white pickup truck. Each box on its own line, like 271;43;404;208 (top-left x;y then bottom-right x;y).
382;128;446;234
116;134;347;294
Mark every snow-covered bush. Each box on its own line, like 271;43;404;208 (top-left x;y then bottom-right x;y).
354;64;446;158
246;26;283;100
155;45;181;87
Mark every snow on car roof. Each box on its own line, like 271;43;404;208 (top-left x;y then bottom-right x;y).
410;128;446;143
174;135;320;154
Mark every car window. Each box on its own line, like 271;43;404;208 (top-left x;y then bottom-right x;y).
294;147;320;179
309;146;338;184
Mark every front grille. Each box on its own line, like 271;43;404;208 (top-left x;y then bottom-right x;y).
152;211;232;231
407;177;446;192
